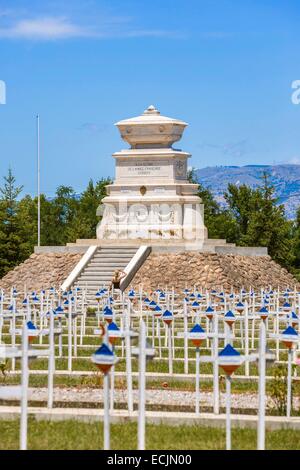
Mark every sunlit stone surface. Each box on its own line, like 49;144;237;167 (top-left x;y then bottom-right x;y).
97;105;207;248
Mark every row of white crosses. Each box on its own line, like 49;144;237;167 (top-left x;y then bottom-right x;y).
94;299;137;415
0;287;89;374
1;286;298;366
129;286;300;448
2;284;299;368
0;313;57;450
91;317;155;450
83;283;300;430
4;315;298;451
178;311;300;450
1;283;300;450
90;303;300;451
127;287;300;376
256;308;300;449
2;284;300;371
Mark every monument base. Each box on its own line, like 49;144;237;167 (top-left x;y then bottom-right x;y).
0;245;294;295
66;237;268;256
130;251;297;293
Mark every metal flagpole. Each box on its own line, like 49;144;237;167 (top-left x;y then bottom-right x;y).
37;114;41;246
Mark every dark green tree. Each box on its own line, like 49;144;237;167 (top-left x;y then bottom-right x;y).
18;194;57;252
51;186;79;245
66;178;111;241
225;173;294;268
0;169;24;276
188;168;238;242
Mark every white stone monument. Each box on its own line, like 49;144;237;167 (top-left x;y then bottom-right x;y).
96;105;207;249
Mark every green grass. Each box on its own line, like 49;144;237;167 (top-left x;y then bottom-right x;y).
0;419;300;450
0;374;298;399
0;372;260;393
8;355;286;379
1;365;299;398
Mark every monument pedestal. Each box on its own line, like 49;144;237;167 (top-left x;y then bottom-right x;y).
96;105;207;248
65;105;267;257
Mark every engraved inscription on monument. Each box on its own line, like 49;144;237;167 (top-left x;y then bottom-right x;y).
118;160;170;178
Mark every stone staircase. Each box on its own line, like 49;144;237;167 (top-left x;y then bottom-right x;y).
73;246;139;304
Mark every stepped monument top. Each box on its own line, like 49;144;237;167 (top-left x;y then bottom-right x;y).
115;105;188;149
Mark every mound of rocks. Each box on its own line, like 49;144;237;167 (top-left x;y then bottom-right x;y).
1;250;298;295
131;252;298;292
0;252;82;292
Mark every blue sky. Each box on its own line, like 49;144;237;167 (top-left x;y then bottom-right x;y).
0;0;299;197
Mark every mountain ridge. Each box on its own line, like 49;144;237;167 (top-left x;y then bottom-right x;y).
195;164;300;219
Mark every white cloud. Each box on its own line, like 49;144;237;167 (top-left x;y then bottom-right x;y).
116;29;184;39
200;31;235;39
287;157;300;165
0;6;230;42
79;122;108;134
0;16;97;39
273;157;300;166
0;6;231;42
0;14;180;41
198;140;250;159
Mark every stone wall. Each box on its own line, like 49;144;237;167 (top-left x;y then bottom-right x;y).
1;250;298;295
0;252;82;292
130;252;298;292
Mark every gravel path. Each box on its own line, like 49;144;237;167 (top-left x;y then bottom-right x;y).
17;387;299;410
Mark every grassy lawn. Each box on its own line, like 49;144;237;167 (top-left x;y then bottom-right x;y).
1;368;299;399
0;419;299;450
16;357;276;378
0;372;280;394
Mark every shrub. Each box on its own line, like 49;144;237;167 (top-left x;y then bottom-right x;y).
268;364;292;415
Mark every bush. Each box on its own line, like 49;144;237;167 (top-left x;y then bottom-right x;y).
0;359;9;382
268;364;292;415
86;307;97;316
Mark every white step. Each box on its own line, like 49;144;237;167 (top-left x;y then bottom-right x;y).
86;262;130;268
93;253;134;261
77;277;113;282
84;265;120;274
71;246;140;302
98;247;138;252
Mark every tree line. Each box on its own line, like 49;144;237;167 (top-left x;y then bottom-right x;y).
188;169;299;275
0;168;300;279
0;169;111;277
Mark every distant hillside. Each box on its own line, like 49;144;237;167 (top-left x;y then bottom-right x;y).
195;164;300;219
